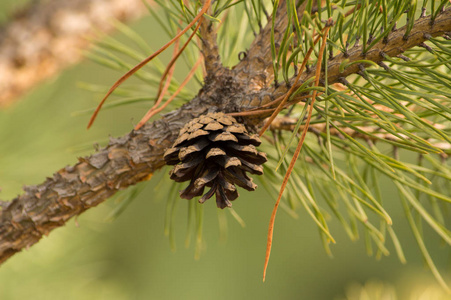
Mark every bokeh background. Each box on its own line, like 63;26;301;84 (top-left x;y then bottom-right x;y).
0;1;450;299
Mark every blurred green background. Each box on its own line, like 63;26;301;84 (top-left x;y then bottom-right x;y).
0;1;449;299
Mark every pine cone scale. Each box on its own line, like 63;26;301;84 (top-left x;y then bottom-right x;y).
234;134;261;145
223;168;256;191
194;168;220;188
178;138;210;160
180;181;205;199
239;160;264;175
204;121;224;131
206;147;226;158
208;131;239;143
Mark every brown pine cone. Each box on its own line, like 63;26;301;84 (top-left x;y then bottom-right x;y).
163;112;267;209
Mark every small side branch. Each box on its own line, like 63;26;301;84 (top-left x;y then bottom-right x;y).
270;116;451;153
232;0;308;91
200;1;223;75
325;7;451;84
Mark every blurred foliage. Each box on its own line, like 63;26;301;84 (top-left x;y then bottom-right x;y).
339;279;450;300
0;0;29;23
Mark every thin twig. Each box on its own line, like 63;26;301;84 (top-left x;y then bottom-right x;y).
269;116;451;153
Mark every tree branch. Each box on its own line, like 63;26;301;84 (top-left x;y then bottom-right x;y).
0;0;145;107
0;96;210;264
1;6;450;265
239;7;451;118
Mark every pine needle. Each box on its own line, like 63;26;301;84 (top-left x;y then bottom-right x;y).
155;20;202;102
135;56;203;128
87;0;212;129
258;33;322;137
263;21;332;282
147;33;180;117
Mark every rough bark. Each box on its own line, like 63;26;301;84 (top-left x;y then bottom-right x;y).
0;0;146;107
0;4;450;265
199;0;223;76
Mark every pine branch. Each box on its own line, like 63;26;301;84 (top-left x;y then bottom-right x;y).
1;5;451;265
0;0;145;107
249;7;451;114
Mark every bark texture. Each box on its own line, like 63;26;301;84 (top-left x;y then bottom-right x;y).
0;2;450;264
199;1;222;76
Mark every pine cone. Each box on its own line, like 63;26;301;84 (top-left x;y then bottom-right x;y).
164;112;267;209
